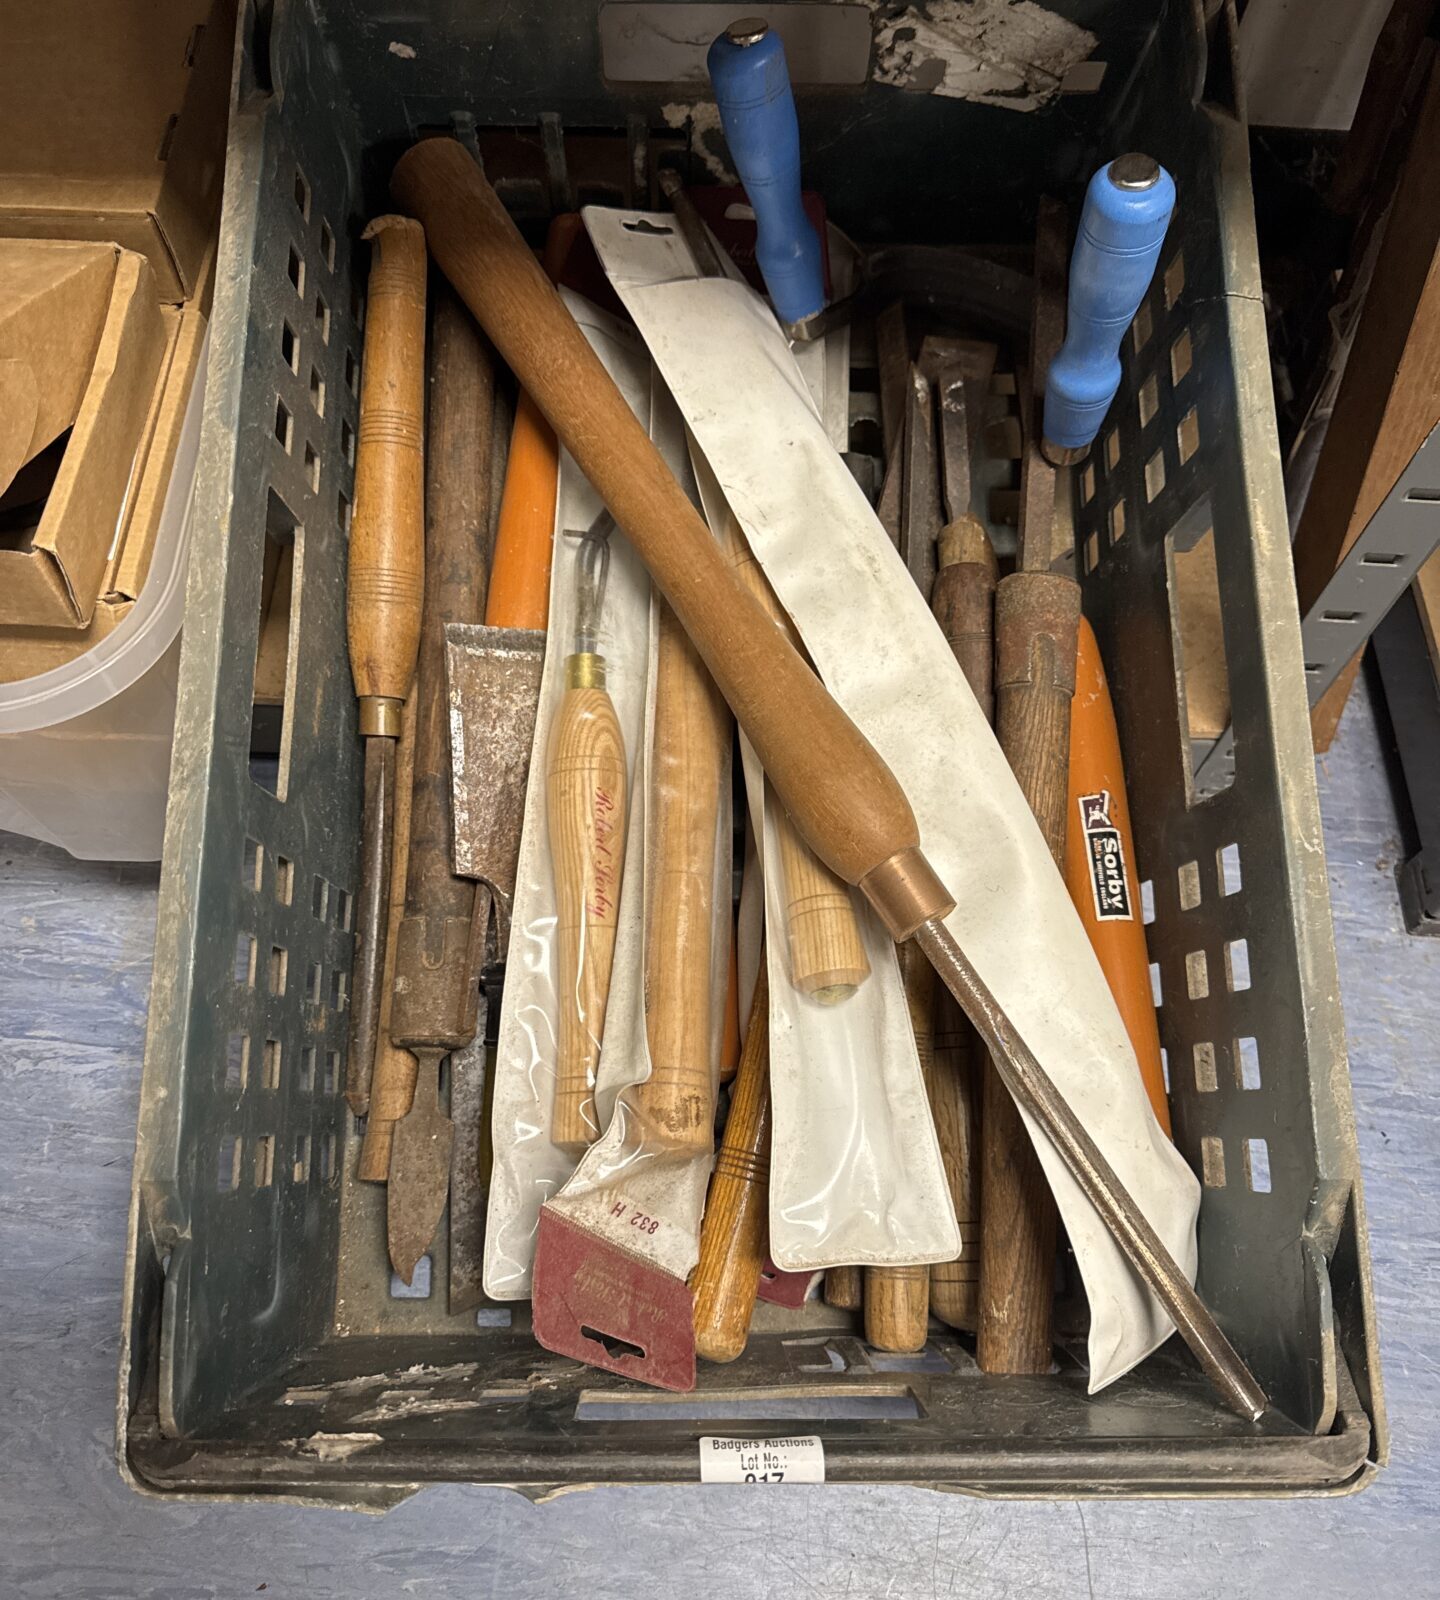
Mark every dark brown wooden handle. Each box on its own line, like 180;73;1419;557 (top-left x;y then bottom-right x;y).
348;216;427;719
390;281;494;1053
926;537;992;1328
691;966;771;1363
864;940;935;1353
390;139;926;903
977;566;1081;1374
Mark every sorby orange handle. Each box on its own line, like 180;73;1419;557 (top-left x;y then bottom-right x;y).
1064;616;1171;1135
484;214;583;631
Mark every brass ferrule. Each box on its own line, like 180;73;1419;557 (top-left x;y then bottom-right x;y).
565;651;607;690
859;848;955;941
358;695;404;738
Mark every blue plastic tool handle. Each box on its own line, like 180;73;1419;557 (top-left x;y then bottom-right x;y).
706;23;825;326
1043;157;1177;455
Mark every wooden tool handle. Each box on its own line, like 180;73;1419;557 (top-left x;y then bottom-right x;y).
359;689;419;1181
718;925;741;1086
864;939;936;1352
977;566;1081;1374
927;989;982;1330
691;965;771;1363
864;1265;929;1352
926;524;991;1327
1066;616;1171;1132
636;601;730;1151
714;496;871;1000
547;677;628;1154
485;215;580;631
391;141;938;930
348;216;427;724
390;280;493;1053
931;523;998;725
824;1265;862;1310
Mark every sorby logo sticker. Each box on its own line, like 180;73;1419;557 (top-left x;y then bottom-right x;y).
1078;791;1132;922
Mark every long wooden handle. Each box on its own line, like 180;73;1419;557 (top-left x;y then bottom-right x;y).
1065;616;1171;1132
930;520;998;725
977;568;1081;1374
926;521;991;1328
389;281;493;1055
391;140;938;929
864;938;936;1352
713;493;870;1001
359;690;419;1180
927;991;982;1329
347;216;427;725
636;602;730;1151
484;214;581;631
547;677;628;1154
691;965;771;1362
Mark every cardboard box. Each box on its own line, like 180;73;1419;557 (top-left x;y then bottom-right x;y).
0;0;229;678
0;2;230;302
0;243;167;629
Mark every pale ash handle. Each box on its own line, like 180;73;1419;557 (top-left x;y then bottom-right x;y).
347;216;427;718
864;939;936;1352
547;678;628;1155
636;603;730;1151
714;501;870;1003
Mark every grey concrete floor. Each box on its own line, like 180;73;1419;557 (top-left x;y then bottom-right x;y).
0;669;1435;1598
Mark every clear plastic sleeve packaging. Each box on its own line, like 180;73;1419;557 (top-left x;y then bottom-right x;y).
689;445;960;1273
586;207;1201;1390
535;375;732;1289
483;295;657;1300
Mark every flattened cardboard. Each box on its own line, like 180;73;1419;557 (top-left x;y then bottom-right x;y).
0;0;232;302
0;252;166;629
0;240;117;468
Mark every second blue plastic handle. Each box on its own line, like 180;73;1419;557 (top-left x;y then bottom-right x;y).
1043;156;1177;457
707;23;825;327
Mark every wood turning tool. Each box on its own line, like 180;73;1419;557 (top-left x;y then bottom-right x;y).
344;215;427;1121
1067;622;1172;1132
926;363;991;1331
392;137;1267;1419
678;386;870;1004
976;197;1078;1375
548;512;628;1155
691;962;772;1362
635;597;730;1150
357;691;417;1181
864;938;937;1353
386;279;496;1289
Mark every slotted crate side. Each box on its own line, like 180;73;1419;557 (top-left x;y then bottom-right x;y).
129;14;368;1440
1074;11;1373;1437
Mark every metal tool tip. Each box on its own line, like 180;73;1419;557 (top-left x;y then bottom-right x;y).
1109;152;1161;191
657;168;682;198
726;16;770;46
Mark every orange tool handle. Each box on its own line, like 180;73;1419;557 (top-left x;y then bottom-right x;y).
484;214;582;631
1064;616;1171;1134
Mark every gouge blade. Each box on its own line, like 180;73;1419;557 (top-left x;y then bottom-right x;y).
387;1047;454;1284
